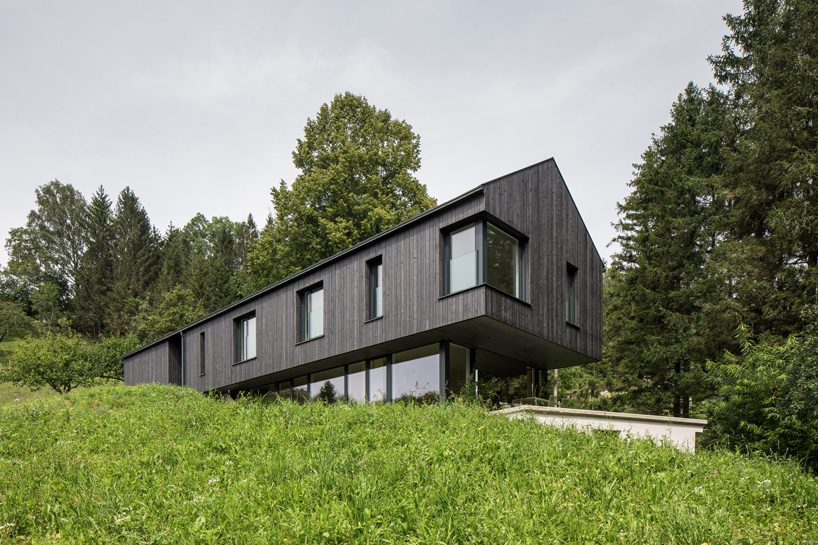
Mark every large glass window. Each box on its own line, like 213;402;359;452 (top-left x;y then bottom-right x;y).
392;344;440;403
292;376;309;403
310;366;345;403
277;380;292;400
299;284;324;341
368;357;388;402
447;344;471;396
367;256;383;319
486;223;521;297
566;263;578;325
234;312;256;362
447;224;478;293
347;361;367;402
444;219;524;299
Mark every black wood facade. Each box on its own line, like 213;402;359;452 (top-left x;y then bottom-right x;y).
124;159;603;395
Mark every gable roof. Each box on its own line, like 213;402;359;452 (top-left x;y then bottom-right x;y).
123;157;601;359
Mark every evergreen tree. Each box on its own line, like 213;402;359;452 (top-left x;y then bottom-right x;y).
154;223;189;296
74;186;115;336
606;84;735;416
107;187;161;333
708;0;818;334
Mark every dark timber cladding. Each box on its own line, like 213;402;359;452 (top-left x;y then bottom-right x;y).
123;158;603;393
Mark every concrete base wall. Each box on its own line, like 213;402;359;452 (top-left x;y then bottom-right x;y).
493;405;707;453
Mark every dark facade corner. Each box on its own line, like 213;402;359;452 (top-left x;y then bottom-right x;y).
124;159;603;403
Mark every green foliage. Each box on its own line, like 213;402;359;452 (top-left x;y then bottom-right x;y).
252;92;436;284
0;301;33;343
3;180;87;303
703;308;818;472
2;331;94;393
1;332;137;394
73;186;116;337
132;286;206;344
0;385;816;543
107;187;162;333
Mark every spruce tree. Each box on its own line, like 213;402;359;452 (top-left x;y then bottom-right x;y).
107;187;161;333
74;186;115;336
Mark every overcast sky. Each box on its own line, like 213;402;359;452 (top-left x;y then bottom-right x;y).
0;0;742;265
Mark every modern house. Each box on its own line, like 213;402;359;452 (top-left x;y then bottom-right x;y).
123;159;603;403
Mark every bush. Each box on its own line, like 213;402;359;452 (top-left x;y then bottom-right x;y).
702;308;818;472
2;332;138;393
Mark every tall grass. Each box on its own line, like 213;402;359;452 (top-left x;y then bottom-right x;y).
0;385;816;544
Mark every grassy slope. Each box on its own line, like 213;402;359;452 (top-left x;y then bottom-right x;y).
0;386;816;544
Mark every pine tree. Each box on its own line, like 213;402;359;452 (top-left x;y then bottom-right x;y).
107;187;161;333
74;186;115;336
708;0;818;334
606;84;735;416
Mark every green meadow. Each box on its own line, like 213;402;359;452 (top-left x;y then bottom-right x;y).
0;384;815;544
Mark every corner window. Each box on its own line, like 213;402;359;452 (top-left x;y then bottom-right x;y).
445;224;478;294
234;312;256;363
566;263;578;325
299;283;324;342
443;219;524;299
199;332;206;376
367;256;383;319
486;223;521;297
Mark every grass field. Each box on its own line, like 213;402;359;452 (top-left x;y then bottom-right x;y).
1;385;816;544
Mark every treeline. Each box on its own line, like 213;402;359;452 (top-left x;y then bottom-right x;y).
0;92;435;390
561;0;818;470
0;182;257;341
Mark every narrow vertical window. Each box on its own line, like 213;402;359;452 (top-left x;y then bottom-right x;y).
446;224;478;294
199;332;206;376
566;263;578;325
367;256;383;319
299;283;324;341
234;312;256;362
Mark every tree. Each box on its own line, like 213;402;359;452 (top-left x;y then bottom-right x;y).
606;84;735;416
708;0;818;334
0;301;33;343
316;381;338;404
3;331;93;393
74;186;116;336
107;187;161;333
262;92;436;280
3;180;87;302
132;286;205;344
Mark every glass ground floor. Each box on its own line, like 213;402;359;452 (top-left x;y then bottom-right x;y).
248;341;548;405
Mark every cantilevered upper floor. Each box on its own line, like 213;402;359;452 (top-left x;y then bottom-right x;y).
124;158;603;397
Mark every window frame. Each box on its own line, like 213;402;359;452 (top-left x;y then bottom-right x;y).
442;215;527;301
366;255;383;321
565;262;579;327
199;331;206;376
297;282;325;343
233;311;257;364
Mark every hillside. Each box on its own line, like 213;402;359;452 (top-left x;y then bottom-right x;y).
1;386;816;544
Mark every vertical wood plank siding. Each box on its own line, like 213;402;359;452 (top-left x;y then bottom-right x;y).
124;342;174;385
483;160;603;361
124;159;603;389
177;193;486;392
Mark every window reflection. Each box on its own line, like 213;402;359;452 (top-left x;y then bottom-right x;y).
347;361;366;402
310;366;344;403
368;358;388;402
486;224;520;297
392;344;440;403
